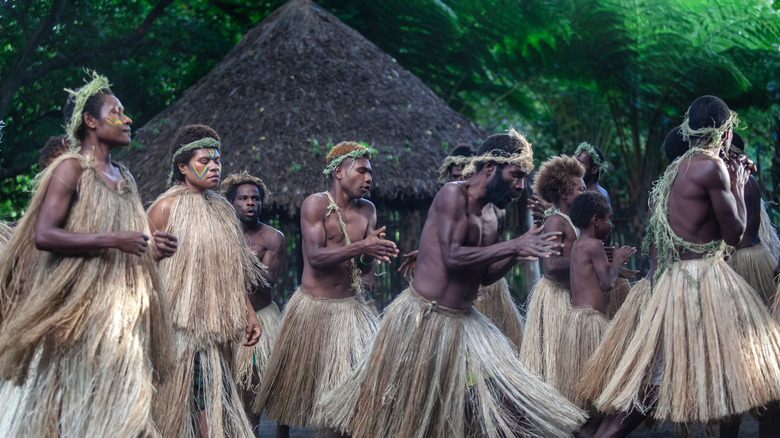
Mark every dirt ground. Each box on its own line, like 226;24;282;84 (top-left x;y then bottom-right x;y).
255;416;759;437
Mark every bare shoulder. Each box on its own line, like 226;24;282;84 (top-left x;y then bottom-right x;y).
260;223;286;247
301;192;329;216
50;156;84;188
543;214;569;233
355;198;377;215
683;154;728;189
433;182;467;209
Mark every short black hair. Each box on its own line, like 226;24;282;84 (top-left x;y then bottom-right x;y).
450;144;475;158
731;131;745;153
170;125;220;183
687;95;730;131
570;191;610;228
663;126;689;164
64;89;113;141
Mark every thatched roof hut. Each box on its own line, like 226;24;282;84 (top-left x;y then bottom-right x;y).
122;0;486;212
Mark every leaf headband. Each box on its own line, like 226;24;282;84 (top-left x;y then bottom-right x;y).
323;147;375;177
64;70;112;147
168;137;221;186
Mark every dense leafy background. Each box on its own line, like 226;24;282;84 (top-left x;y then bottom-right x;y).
2;0;779;241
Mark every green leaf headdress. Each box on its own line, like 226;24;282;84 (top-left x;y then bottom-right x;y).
323;141;376;177
574;142;603;169
679;109;739;157
64;70;112;147
462;128;534;178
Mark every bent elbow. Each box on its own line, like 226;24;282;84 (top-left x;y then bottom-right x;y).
34;230;52;251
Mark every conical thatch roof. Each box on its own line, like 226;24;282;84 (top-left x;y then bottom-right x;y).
120;0;486;214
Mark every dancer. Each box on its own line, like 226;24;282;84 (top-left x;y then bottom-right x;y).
221;172;286;433
321;129;586;438
254;142;397;437
0;72;173;437
521;155;585;379
148;124;265;438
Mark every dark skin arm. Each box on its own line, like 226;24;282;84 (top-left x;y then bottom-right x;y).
592;243;636;292
300;196;397;269
698;156;748;246
35;158;149;255
147;196;180;260
542;215;572;276
435;184;560;271
260;230;285;288
243;294;261;346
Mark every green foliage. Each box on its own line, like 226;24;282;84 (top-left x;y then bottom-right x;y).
0;167;37;221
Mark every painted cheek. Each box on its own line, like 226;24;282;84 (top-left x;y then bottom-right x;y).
192;163;207;179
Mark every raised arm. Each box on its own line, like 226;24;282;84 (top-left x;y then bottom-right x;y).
592;243;635;292
35;158;149;256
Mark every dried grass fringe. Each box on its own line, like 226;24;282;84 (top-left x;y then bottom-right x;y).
578;278;651;404
550;307;609;412
606;277;631;319
233;302;282;391
759;199;780;261
473;278;524;350
253;288;379;429
148;185;267;353
153;344;254;438
592;259;780;423
0;152;171;437
320;286;585;438
518;277;572;380
728;243;777;307
0;222;12;248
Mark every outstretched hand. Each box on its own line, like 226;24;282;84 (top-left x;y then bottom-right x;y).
513;224;563;261
361;226;399;263
397;250;419;280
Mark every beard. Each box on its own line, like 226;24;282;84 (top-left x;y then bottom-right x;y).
486;172;515;209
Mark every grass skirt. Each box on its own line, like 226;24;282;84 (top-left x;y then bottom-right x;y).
233;302;282;392
605;277;631;319
0;153;171;437
728;243;777;306
518;277;572;380
320;286;586;438
590;259;780;423
253;289;379;429
473;278;524;349
578;278;651;404
154;341;253;438
550;307;609;412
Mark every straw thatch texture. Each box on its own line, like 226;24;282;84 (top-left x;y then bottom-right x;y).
232;302;282;392
473;278;524;350
0;152;171;437
606;276;631;319
728;243;777;307
254;288;379;429
518;277;572;381
592;259;780;423
320;286;586;438
119;0;486;211
0;222;11;247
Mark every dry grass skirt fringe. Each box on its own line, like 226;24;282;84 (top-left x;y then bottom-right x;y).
473;278;524;350
518;277;572;380
550;307;609;412
253;289;379;429
578;278;651;404
728;243;777;307
606;277;631;319
590;259;780;423
233;302;282;392
320;286;586;438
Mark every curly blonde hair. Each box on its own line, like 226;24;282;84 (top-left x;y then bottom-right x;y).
531;155;585;204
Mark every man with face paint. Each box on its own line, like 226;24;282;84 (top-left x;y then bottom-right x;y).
0;72;173;437
220;171;286;435
321;129;586;438
255;141;398;438
147;124;266;438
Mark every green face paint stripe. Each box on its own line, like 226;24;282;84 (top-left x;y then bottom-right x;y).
105;118;123;126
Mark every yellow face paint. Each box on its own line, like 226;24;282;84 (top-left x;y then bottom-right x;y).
105;117;123;126
192;163;207;179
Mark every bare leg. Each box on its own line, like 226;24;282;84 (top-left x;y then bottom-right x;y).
595;386;656;438
198;410;208;438
275;424;290;438
577;418;602;438
719;414;740;438
759;401;780;438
